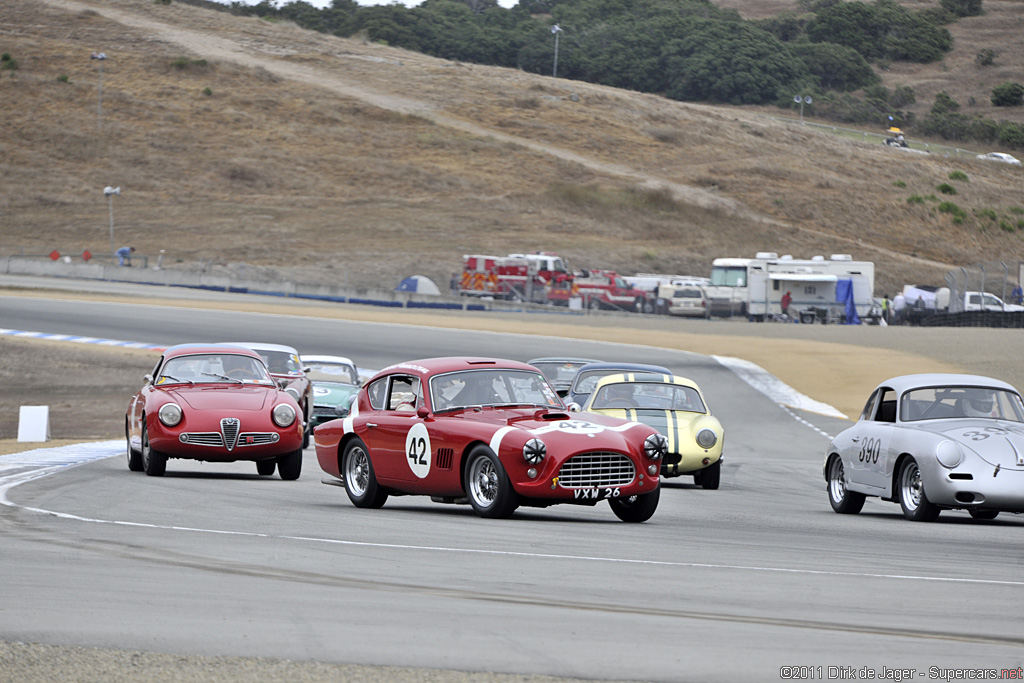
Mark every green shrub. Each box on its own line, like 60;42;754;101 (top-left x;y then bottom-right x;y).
932;91;960;114
976;208;997;221
938;202;967;224
893;180;907;188
948;170;968;181
170;57;208;70
991;82;1024;107
57;74;70;83
202;87;212;96
907;195;925;204
937;183;957;195
941;0;983;17
976;49;996;67
0;53;18;71
1009;206;1024;215
1000;220;1015;232
998;122;1024;147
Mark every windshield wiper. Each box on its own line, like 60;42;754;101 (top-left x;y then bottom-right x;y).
202;372;243;384
159;375;193;386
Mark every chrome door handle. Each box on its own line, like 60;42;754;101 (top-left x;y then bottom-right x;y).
366;423;377;428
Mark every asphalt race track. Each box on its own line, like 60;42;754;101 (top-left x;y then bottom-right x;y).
2;292;1023;682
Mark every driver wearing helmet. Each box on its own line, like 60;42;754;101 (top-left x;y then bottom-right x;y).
433;375;465;410
962;391;997;418
601;382;637;408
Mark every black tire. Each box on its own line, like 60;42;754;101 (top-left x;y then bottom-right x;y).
302;426;310;450
609;487;660;523
588;297;601;311
256;459;276;476
126;420;143;472
277;449;302;481
141;420;166;477
465;446;518;518
897;458;940;521
969;509;999;520
699;459;721;490
342;438;388;508
826;455;864;514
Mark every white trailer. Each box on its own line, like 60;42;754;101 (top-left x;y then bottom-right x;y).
708;253;876;321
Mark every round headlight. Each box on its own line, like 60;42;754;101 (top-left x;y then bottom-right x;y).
936;440;963;469
644;433;667;460
284;386;301;400
523;438;546;465
158;402;183;427
696;428;718;449
273;403;296;428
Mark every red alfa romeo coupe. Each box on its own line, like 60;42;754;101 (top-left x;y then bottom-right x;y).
126;344;304;479
314;357;667;521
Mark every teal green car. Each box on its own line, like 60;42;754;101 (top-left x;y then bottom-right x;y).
309;378;360;428
301;356;362;429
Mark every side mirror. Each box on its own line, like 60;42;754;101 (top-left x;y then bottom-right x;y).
567;402;581;412
417;405;430;419
145;374;153;384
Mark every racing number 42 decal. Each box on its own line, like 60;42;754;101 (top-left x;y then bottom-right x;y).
405;423;431;479
857;437;882;464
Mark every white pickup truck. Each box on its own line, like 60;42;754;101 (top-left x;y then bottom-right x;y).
963;291;1024;312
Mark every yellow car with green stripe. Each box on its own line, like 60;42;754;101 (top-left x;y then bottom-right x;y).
581;373;724;489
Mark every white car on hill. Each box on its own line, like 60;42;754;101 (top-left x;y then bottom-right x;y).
976;152;1021;166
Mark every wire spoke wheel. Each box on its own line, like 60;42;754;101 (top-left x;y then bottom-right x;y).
465;447;517;518
342;439;387;508
345;445;370;497
469;456;499;507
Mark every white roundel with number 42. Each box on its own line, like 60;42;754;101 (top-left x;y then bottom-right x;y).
405;423;431;478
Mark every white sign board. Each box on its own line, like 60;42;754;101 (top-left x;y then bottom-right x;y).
17;405;51;442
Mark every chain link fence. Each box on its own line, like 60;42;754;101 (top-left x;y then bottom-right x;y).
944;261;1024;313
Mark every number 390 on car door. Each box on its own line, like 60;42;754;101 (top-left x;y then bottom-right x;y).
847;388;895;491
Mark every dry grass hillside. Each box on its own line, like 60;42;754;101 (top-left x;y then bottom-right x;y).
2;0;1023;296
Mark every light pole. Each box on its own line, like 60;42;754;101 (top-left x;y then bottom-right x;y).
551;24;562;79
91;52;106;130
104;185;120;259
793;95;812;124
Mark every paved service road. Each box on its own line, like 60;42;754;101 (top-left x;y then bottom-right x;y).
1;293;1022;682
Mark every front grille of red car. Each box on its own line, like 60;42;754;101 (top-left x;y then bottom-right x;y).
557;452;636;488
181;432;224;447
179;432;279;448
221;418;240;451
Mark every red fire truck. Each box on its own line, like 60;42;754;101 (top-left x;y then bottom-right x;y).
460;252;571;303
460;253;653;312
547;268;654;311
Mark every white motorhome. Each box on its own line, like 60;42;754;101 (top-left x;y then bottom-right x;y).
707;253;876;321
